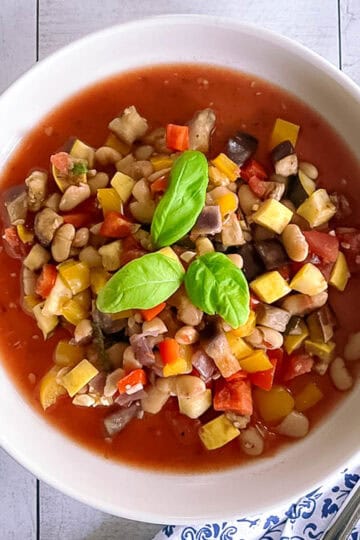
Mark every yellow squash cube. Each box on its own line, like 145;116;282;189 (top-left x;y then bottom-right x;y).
230;311;256;338
39;366;67;410
55;340;85;367
211;153;239;182
252;199;293;234
104;133;130;155
199;414;240;450
33;303;58;339
110;171;135;204
178;389;212;419
70;138;95;168
329;252;350;291
163;356;192;377
290;263;327;296
284;321;309;354
226;334;253;360
254;385;295;423
17;224;34;244
270;118;300;149
239;350;272;373
97;187;122;215
296;189;336;228
250;271;291;303
150;155;173;171
90;267;111;294
305;340;335;362
62;359;99;397
59;260;90;295
295;382;323;412
61;298;90;325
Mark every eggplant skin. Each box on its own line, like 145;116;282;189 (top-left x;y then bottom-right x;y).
286;174;308;207
255;239;289;270
271;140;295;163
226;131;258;166
238;243;265;281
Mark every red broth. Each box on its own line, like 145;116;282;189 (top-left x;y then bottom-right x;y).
1;64;360;472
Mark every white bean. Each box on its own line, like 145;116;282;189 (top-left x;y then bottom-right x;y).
142;317;167;336
156;376;177;396
344;332;360;362
239;427;264;456
176;375;206;398
282;224;309;262
59;183;91;212
95;146;122;166
72;227;89;248
141;385;169;414
175;326;199;345
299;161;319;180
134;145;154;161
79;246;102;268
51;223;75;262
227;253;243;269
104;368;125;397
276;411;309;438
196;237;215;256
330;357;353;391
88;172;109;194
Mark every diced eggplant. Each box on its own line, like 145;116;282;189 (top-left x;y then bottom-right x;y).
188;108;216;153
221;213;245;247
255;239;288;270
191;349;217;382
306;305;336;343
256;304;291;332
25;170;48;212
104;403;141;436
238;243;265;280
5;190;28;225
330;192;352;220
129;334;155;366
200;319;239;378
284;316;304;336
192;205;222;236
286;171;316;208
271;140;298;177
226;131;258;166
109;106;148;145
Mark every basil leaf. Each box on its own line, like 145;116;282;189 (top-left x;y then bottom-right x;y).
151;150;208;247
96;252;184;313
184;252;250;328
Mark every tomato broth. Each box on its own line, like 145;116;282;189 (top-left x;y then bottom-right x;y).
1;64;360;471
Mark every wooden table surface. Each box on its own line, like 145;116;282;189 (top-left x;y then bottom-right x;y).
1;1;359;539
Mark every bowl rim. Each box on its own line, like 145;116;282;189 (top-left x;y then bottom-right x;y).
1;13;360;524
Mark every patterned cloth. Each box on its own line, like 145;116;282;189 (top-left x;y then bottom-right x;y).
154;465;360;540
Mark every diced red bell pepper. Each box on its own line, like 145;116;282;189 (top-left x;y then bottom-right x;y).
248;176;268;198
159;338;180;365
100;211;133;238
63;213;91;228
335;228;360;273
282;352;314;381
3;227;27;259
225;370;248;382
166;124;189;151
120;235;147;266
141;302;166;322
117;369;147;394
291;252;334;282
35;264;57;298
250;358;277;391
303;231;339;263
214;378;253;416
150;177;167;194
240;159;268;182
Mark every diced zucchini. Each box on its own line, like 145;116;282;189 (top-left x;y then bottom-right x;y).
211;153;239;182
39;366;67;410
253;199;293;234
55;340;85;367
163;355;192;377
226;334;253;360
17;224;34;244
70;139;95;168
295;382;323;412
98;240;123;271
250;271;291;303
58;260;90;295
296;189;336;228
90;267;111;294
23;244;51;271
158;246;183;266
97;188;122;215
298;170;316;196
199;414;240;450
230;311;256;338
110;171;135;204
42;275;72;316
329;251;350;291
254;385;295;422
33;303;58;339
61;297;90;325
61;359;99;397
284;321;309;354
150;155;173;171
104;133;131;155
270;118;300;149
307;312;327;342
290;263;327;296
178;389;212;419
305;340;335;362
51;163;68;193
239;350;272;373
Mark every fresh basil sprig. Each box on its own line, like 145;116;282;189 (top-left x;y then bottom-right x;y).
96;252;184;313
151;150;208;248
184;252;250;328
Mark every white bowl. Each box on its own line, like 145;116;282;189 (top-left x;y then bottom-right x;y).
0;15;359;524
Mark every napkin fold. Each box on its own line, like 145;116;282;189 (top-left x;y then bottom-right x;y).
154;464;360;540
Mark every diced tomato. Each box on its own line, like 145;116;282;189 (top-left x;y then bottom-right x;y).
336;228;360;273
277;264;291;281
150;177;167;194
214;378;253;416
120;235;147;266
3;227;27;259
303;231;339;263
240;159;267;182
291;252;334;282
117;369;147;394
62;196;102;227
63;213;91;228
159;338;179;365
140;302;166;322
166;124;189;151
317;261;334;281
248;176;268;198
100;211;133;238
250;358;277;391
282;352;314;381
50;152;71;174
35;264;57;298
271;349;285;383
225;370;248;382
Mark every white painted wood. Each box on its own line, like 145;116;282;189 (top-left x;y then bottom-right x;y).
340;0;360;84
0;448;36;539
0;0;37;93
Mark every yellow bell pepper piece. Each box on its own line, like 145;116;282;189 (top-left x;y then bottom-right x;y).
304;340;335;362
226;334;253;360
250;271;291;303
217;193;238;218
290;263;327;296
295;382;323;412
62;359;99;397
230;311;256;338
61;297;90;325
74;289;91;311
16;224;34;244
90;267;111;294
329;252;350;292
110;171;135;204
55;340;85;367
97;188;122;215
211;153;239;182
296;189;336;228
254;385;295;423
284;321;309;354
270;118;300;149
150;155;173;171
163;356;192;377
253;199;293;234
104;133;130;155
59;260;90;295
70;138;95;168
33;303;58;339
199;414;240;450
239;350;272;373
39;366;67;410
178;389;212;419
